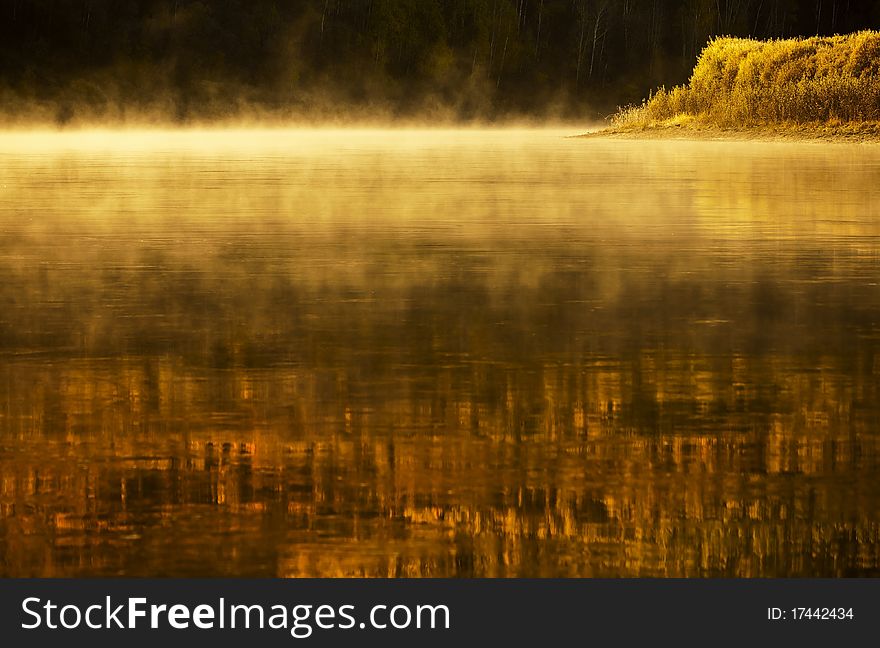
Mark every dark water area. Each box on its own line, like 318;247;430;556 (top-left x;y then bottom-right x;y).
1;129;879;577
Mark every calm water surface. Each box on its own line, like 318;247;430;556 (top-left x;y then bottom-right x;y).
1;129;879;576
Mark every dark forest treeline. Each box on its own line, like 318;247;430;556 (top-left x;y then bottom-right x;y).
2;0;879;124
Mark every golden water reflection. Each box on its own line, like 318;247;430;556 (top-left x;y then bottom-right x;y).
1;130;879;576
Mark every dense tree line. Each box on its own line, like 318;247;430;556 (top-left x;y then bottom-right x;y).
1;0;879;123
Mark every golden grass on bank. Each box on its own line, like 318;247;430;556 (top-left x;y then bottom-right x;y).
612;31;880;130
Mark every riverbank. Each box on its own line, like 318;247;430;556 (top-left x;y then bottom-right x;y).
578;119;880;143
604;31;880;143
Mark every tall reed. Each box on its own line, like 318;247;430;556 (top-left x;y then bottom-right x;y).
613;31;880;128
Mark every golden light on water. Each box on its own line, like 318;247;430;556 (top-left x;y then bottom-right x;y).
1;129;880;577
0;127;582;153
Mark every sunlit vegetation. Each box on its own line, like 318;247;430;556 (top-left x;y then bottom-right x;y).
612;31;880;134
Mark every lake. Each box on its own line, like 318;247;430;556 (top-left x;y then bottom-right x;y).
1;128;879;576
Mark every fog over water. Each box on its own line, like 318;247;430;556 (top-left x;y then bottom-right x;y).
1;129;879;576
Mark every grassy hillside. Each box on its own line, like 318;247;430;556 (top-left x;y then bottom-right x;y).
612;31;880;132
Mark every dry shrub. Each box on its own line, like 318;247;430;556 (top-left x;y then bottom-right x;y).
613;31;880;128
